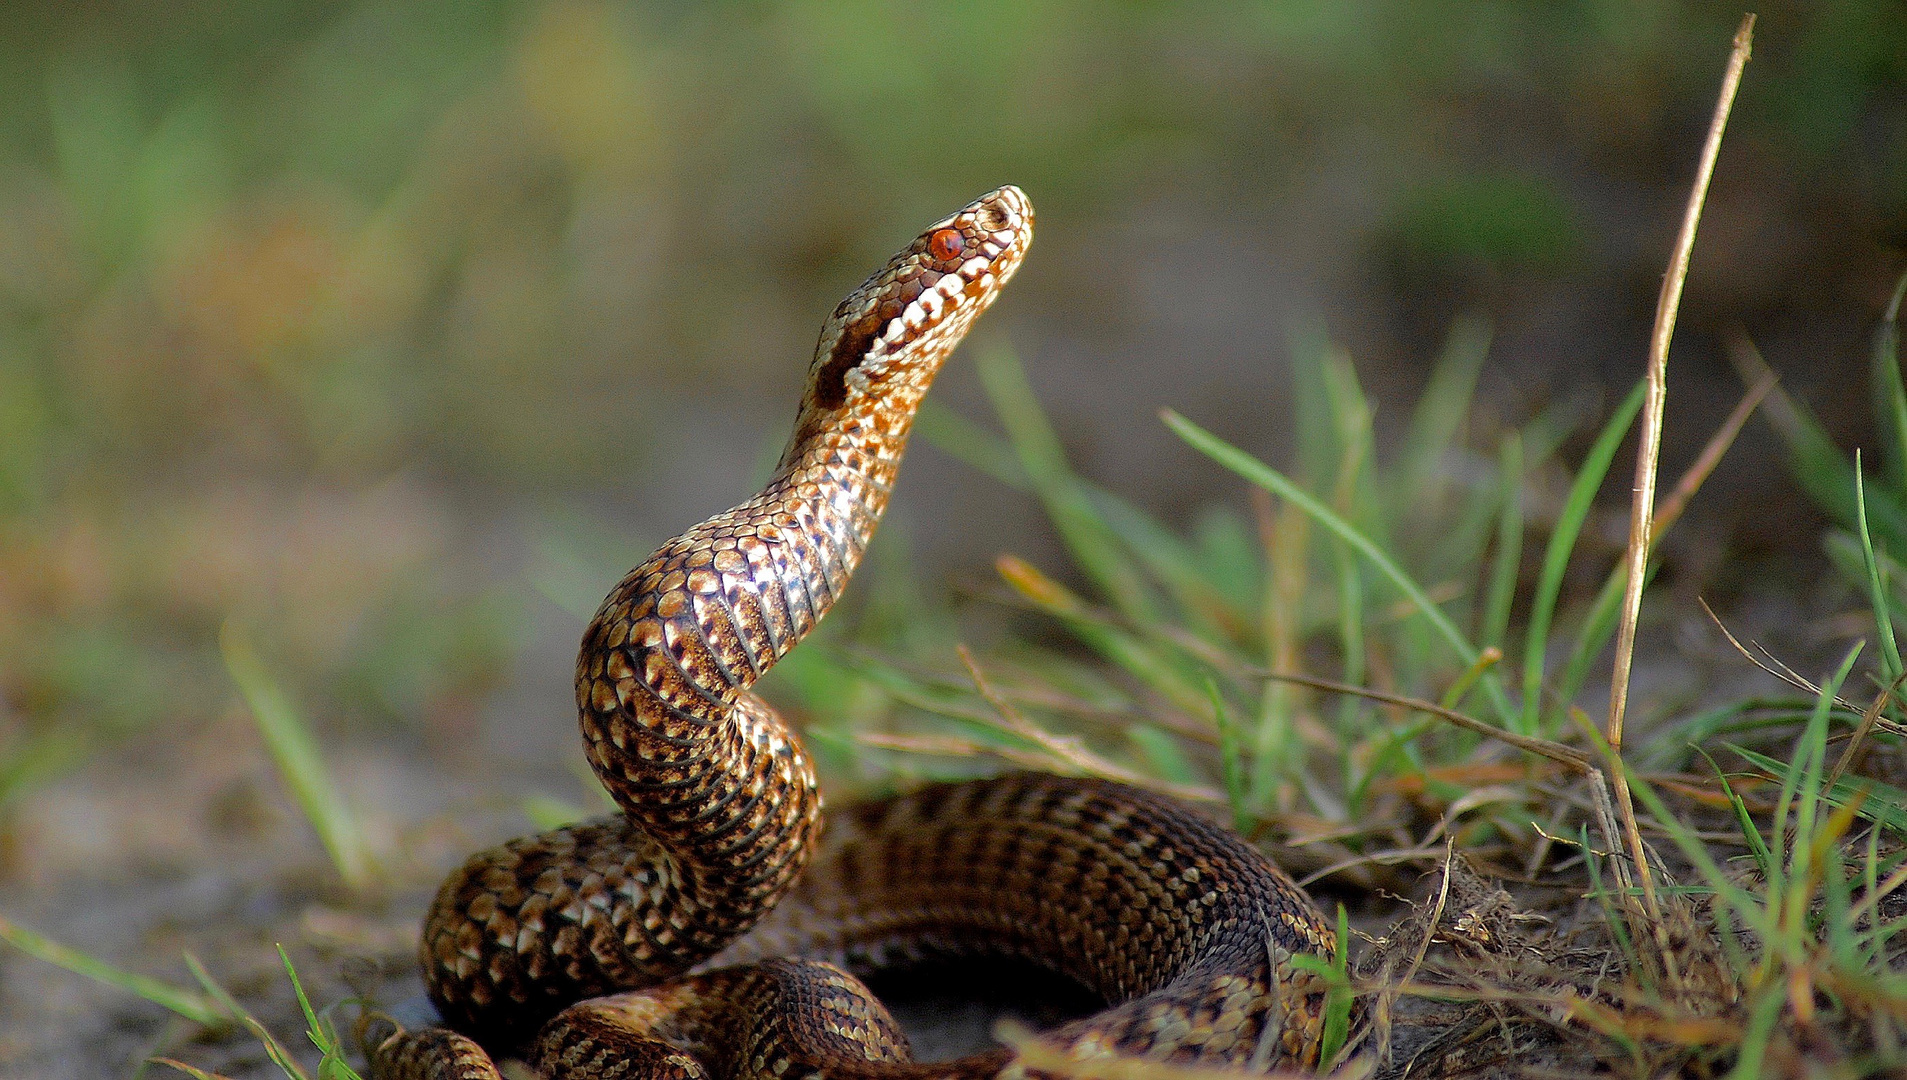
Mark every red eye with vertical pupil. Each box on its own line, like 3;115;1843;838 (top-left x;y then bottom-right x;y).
927;228;965;261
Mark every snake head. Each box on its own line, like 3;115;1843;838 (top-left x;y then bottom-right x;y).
805;185;1033;413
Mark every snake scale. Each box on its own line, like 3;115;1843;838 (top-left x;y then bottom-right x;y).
364;186;1338;1080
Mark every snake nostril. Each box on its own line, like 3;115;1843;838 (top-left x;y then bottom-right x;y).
975;202;1009;232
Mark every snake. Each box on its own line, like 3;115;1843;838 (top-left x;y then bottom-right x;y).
363;186;1338;1080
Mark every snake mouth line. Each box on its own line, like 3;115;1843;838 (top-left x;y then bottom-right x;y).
865;186;1032;359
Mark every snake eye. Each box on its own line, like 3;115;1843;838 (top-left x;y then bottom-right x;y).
927;228;965;261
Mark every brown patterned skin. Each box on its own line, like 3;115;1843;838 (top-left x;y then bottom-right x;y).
364;187;1337;1080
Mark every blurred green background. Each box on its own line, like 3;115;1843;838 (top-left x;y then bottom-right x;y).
0;0;1902;841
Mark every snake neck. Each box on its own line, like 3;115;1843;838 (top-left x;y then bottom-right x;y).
567;184;1027;971
580;390;915;736
415;188;1031;1043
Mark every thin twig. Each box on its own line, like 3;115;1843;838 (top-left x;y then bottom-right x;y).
1255;485;1312;807
1297;844;1450;888
1585;766;1636;900
1389;839;1458;1030
1700;598;1863;711
1653;369;1776;538
1604;14;1754;977
1516;373;1772;728
1847;860;1907;928
957;643;1049;743
1828;672;1907;789
953;645;1223;804
1248;904;1289;1073
1530;822;1621;861
1263;670;1592;772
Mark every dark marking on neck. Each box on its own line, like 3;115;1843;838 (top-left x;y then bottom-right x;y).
815;315;882;409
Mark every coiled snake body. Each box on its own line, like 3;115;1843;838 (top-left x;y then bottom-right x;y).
367;187;1336;1080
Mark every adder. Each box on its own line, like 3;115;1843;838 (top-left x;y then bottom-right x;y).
364;186;1339;1080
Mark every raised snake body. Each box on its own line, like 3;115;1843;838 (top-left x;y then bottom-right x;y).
366;187;1336;1080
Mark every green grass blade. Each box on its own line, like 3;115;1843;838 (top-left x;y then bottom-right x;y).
1394;313;1491;511
1554;558;1661;713
1287;905;1355;1067
1329;528;1365;729
1422;471;1505;600
1520;379;1646;735
1855;454;1905;685
1695;746;1775;881
1161;409;1514;726
184;953;310;1080
843;661;1026;743
1480;431;1523;651
521;794;587;831
1731;746;1907;836
1805;645;1860;817
279;945;363;1080
912;399;1032;492
1520;392;1591;468
995;556;1210;716
220;621;374;893
1207;679;1250;830
976;343;1160;624
1127;724;1200;788
1642;697;1821;767
0;912;226;1027
1581;836;1638;965
1325;904;1352;1065
1818;802;1860;962
1583;739;1770;938
1087;489;1255;638
1862;827;1885;967
1320;345;1381;542
1726;981;1787;1080
1318;353;1375;712
1761;374;1907;552
1791;646;1860;897
0;727;92;816
1346;718;1431;814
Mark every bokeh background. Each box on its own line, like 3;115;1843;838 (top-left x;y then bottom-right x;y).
0;2;1903;1076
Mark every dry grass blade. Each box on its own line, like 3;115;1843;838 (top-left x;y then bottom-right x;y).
1363;840;1457;1070
1847;860;1907;927
221;620;375;893
1585;766;1637;899
1262;670;1592;772
854;731;1223;805
1700;598;1862;711
1400;841;1457;993
1604;13;1754;970
1827;671;1907;788
151;1060;240;1080
1297;843;1449;888
953;645;1222;804
1654;370;1777;539
1254;486;1312;794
